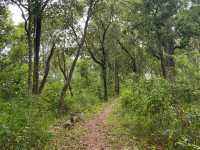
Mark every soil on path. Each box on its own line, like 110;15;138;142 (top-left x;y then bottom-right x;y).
80;104;113;150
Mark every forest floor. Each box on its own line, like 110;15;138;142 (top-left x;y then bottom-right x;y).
49;101;138;150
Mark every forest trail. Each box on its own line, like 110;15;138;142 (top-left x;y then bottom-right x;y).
80;103;113;150
51;102;138;149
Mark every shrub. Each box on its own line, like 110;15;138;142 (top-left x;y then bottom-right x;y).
0;64;27;99
119;78;200;149
0;96;54;150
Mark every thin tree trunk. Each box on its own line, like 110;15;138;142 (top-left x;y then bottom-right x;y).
160;49;167;79
166;44;175;81
114;59;119;96
33;15;42;94
58;46;82;113
59;83;68;114
69;83;73;97
58;0;95;114
102;65;108;101
27;15;33;93
131;58;137;74
39;42;56;93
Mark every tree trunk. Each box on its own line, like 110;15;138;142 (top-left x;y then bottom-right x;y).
159;49;167;79
114;59;119;96
32;15;42;94
57;0;96;114
59;83;68;114
27;15;33;93
102;65;108;101
69;83;73;97
39;43;56;93
166;42;175;81
131;58;137;74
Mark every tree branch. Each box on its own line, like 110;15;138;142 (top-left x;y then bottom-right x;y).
117;40;135;61
57;55;68;81
39;41;56;93
85;40;103;66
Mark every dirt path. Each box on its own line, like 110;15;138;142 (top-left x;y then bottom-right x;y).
49;102;138;150
80;104;113;150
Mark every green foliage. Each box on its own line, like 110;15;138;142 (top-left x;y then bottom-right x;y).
0;64;27;99
8;24;27;64
0;60;102;149
66;91;100;112
120;79;175;138
66;59;102;111
175;51;200;103
0;3;13;51
41;81;63;115
3;0;200;149
0;24;28;99
0;96;54;150
177;138;200;150
119;77;200;149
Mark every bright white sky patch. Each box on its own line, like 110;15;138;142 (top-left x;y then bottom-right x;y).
8;5;24;25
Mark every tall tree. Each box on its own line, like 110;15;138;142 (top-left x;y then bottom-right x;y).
56;0;100;113
86;2;114;100
9;0;52;94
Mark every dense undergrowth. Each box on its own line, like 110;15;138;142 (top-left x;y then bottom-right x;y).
0;96;52;149
106;51;200;149
110;77;200;150
0;94;103;149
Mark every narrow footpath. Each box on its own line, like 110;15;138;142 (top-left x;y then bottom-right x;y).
50;102;138;150
80;104;113;150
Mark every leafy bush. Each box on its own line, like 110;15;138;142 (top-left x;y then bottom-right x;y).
119;78;200;149
42;81;63;115
0;64;27;99
63;59;102;112
66;90;100;112
0;96;54;150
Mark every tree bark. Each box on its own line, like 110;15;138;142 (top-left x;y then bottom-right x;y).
100;25;109;101
32;15;42;94
39;42;56;93
102;65;108;101
27;14;33;93
166;43;175;81
59;82;68;114
114;59;119;96
159;49;167;79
